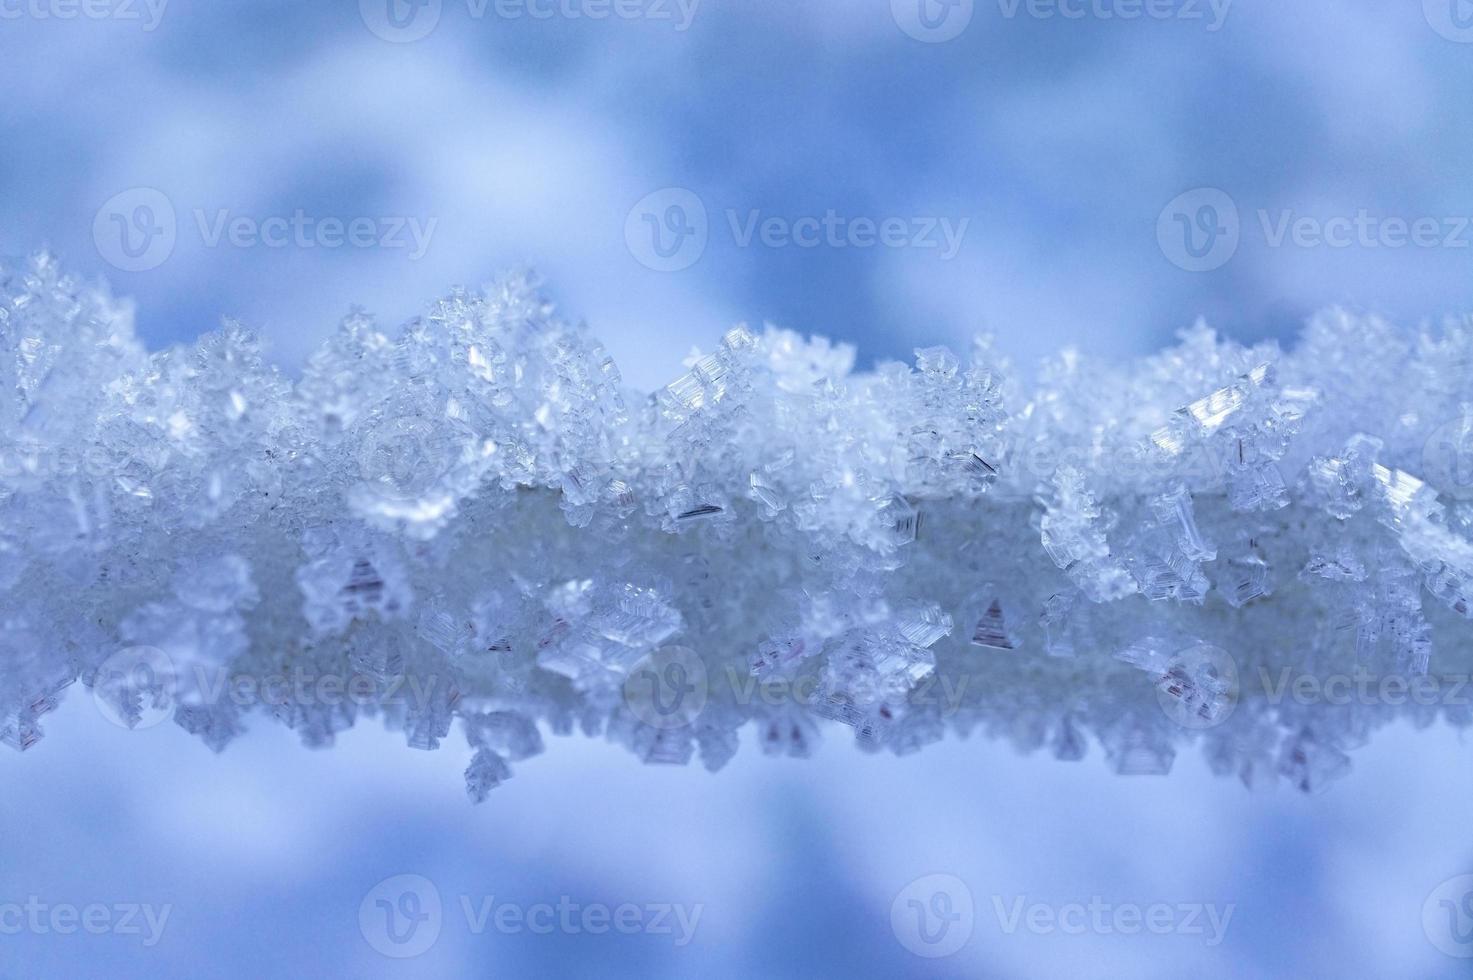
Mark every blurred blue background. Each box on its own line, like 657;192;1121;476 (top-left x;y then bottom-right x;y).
4;1;1473;976
5;0;1473;388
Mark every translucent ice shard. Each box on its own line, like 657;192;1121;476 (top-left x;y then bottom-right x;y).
465;749;513;801
1039;468;1137;603
1278;728;1351;794
968;588;1023;651
296;528;412;635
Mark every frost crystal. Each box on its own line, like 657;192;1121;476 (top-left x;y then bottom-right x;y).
6;253;1473;797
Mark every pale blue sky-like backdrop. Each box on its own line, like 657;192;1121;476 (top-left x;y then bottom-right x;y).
4;1;1473;387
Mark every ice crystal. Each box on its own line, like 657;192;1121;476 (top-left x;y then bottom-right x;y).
6;252;1473;797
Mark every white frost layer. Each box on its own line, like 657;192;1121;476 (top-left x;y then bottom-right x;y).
4;252;1473;797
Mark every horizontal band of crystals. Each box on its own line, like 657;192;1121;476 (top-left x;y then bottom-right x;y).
4;251;1473;797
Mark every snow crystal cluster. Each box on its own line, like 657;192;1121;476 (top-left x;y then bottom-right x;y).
4;251;1473;798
